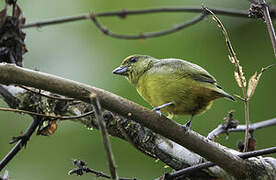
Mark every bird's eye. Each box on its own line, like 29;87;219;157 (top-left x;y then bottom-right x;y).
129;57;137;63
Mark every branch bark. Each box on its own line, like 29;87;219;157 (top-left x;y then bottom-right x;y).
1;84;276;179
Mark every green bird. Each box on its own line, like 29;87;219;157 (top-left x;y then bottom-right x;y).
112;55;234;129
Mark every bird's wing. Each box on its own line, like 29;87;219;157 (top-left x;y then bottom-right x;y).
190;73;216;84
148;59;234;100
152;59;218;85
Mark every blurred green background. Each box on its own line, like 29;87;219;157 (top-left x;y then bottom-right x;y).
0;0;276;179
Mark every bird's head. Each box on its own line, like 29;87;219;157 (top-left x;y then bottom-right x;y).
112;55;155;84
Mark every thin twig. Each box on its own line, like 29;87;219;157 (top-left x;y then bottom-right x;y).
208;118;276;140
90;93;118;180
259;0;276;58
0;117;41;171
18;85;76;101
0;107;94;120
90;12;206;39
68;160;135;180
165;147;276;180
244;99;250;152
22;7;250;29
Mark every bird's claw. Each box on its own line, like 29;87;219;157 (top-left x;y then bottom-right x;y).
152;108;162;117
182;124;190;132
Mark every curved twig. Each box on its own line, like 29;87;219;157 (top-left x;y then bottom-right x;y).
0;107;94;120
90;12;206;39
18;85;76;101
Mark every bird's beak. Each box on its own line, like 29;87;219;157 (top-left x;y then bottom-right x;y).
112;66;128;75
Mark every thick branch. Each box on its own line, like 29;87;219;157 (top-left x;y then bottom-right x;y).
1;85;215;178
0;64;253;178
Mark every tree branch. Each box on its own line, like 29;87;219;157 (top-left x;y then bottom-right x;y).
90;12;206;39
90;94;118;180
68;159;135;180
22;7;250;29
0;85;214;178
0;116;41;171
18;85;76;101
165;147;276;180
0;64;257;178
259;0;276;58
208;118;276;140
0;107;94;120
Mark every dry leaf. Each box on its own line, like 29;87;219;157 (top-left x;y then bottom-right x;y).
228;55;235;64
247;72;259;98
238;65;247;87
234;71;242;88
38;120;58;136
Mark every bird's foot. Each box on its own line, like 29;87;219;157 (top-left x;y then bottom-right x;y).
182;119;192;132
152;107;162;117
152;102;173;117
182;124;190;132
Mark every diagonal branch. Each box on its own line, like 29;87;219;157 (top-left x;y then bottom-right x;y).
0;116;41;171
90;94;118;180
0;64;255;178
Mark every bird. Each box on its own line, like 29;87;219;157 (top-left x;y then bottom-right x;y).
112;54;234;129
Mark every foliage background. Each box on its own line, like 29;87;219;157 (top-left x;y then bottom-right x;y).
0;0;275;179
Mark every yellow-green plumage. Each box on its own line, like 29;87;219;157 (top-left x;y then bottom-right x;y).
113;55;234;127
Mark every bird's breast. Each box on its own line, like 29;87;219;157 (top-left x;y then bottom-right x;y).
136;74;216;115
